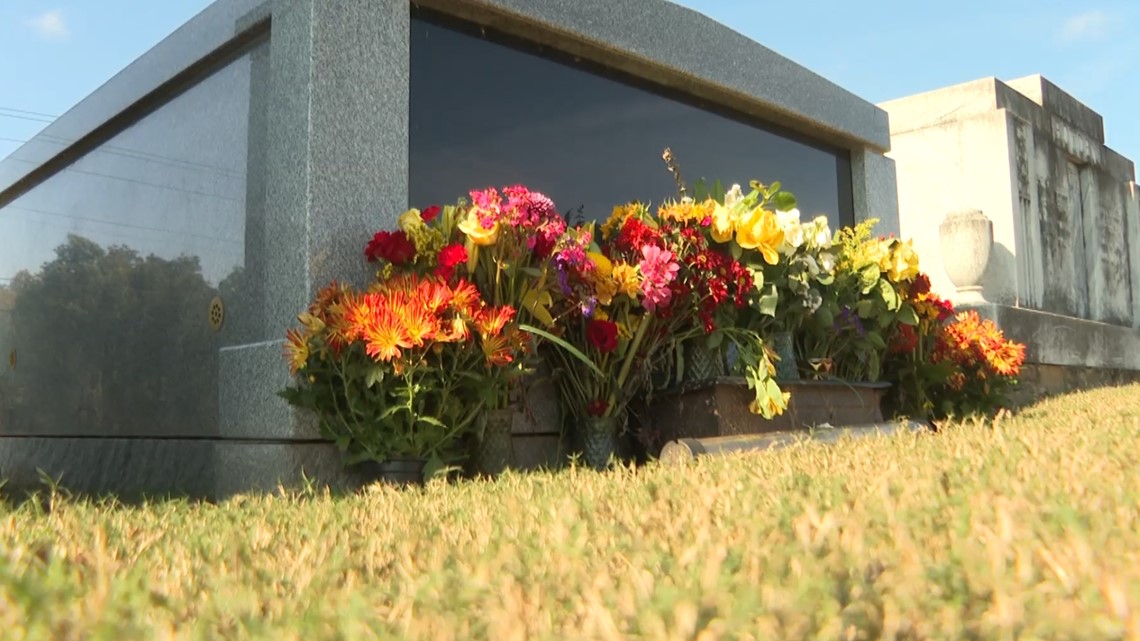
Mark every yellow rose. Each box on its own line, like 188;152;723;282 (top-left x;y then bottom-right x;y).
736;208;784;266
588;252;613;279
710;204;735;244
457;209;499;246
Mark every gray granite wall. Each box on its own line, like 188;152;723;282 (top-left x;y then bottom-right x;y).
0;0;897;499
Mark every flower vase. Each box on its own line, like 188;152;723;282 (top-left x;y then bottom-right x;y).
475;408;516;477
355;458;427;488
772;331;800;381
580;415;620;471
683;338;725;383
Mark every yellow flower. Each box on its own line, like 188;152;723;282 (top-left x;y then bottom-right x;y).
285;328;309;374
588;252;613;279
457;209;499;246
749;391;791;418
602;204;635;240
736;208;784;265
881;240;920;282
595;277;618;305
710;203;735;244
398;208;425;234
611;264;641;297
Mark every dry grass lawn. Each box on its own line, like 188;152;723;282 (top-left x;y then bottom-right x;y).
3;384;1140;640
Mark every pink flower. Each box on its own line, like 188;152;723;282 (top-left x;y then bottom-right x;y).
638;245;680;313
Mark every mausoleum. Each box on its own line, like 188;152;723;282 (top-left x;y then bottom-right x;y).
881;76;1140;402
0;0;898;498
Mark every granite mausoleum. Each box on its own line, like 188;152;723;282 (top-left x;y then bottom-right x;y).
881;76;1140;403
0;0;898;498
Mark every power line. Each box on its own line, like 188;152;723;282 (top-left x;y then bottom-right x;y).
0;112;54;124
0;106;59;120
0;136;246;181
3;204;244;246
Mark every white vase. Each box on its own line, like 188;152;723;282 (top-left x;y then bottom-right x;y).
939;209;992;305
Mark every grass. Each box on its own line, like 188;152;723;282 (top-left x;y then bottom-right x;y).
3;386;1140;640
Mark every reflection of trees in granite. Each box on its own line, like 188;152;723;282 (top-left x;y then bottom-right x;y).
2;234;245;436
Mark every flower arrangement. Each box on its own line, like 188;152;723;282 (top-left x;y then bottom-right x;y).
279;273;526;473
883;273;1025;419
796;219;922;381
364;186;566;412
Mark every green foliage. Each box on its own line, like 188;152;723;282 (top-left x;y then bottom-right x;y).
3;386;1140;639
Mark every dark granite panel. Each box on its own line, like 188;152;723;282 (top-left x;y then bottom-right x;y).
0;42;269;438
409;14;852;230
0;0;270;195
0;437;362;502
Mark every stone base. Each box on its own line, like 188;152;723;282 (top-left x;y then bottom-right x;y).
957;303;1140;406
1010;363;1140;408
0;437;367;502
961;303;1140;370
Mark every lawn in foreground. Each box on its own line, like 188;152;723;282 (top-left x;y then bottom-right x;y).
3;385;1140;640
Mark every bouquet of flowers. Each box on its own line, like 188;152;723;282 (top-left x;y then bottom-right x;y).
363;185;566;411
798;219;922;381
280;270;526;473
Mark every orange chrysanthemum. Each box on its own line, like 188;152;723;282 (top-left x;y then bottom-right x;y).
363;309;412;362
285;328;309;374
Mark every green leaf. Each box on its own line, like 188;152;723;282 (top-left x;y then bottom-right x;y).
866;332;887;350
692;179;709;202
706;331;725;349
878;279;900;310
897;304;920;326
365;365;386;389
710;179;726;203
730;242;743;260
519;324;606;379
855;299;876;318
814;305;834;329
758;288;779;317
751;268;765;291
772;191;797;212
417;415;447;429
859;265;881;292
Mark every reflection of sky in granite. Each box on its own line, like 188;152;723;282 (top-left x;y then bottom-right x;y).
0;50;258;287
410;19;847;229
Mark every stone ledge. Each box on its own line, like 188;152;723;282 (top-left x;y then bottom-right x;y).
962;303;1140;370
0;437;359;502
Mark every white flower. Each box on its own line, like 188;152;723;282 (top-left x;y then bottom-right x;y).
811;216;832;249
818;251;836;273
806;289;823;313
776;208;802;229
724;184;744;208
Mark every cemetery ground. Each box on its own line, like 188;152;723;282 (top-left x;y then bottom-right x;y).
3;385;1140;640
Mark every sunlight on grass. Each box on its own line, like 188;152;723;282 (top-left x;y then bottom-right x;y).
2;385;1140;639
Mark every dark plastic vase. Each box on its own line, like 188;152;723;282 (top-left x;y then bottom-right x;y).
355;458;427;488
772;331;800;381
475;408;516;477
580;415;620;471
684;338;726;383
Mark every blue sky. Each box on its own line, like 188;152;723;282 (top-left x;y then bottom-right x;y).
2;1;1138;165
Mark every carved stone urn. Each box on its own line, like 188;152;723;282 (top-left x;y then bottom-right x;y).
939;209;992;305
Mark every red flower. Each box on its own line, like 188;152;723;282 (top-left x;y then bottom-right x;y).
890;323;918;354
909;273;931;298
421;205;441;222
434;243;468;280
586;399;609;417
586;319;619;353
365;230;416;265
